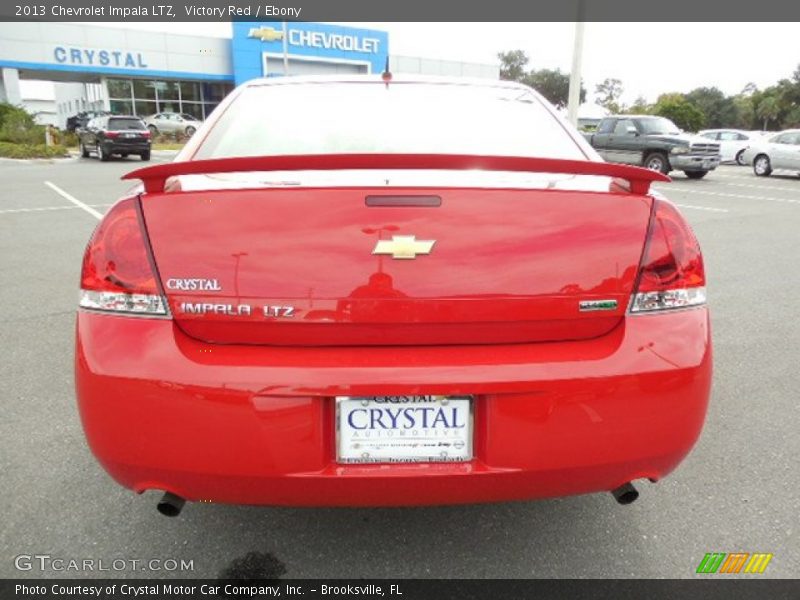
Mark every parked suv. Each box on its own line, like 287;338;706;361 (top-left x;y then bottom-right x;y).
79;115;151;161
143;112;202;137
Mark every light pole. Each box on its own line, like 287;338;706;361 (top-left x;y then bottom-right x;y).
567;2;586;127
282;21;289;76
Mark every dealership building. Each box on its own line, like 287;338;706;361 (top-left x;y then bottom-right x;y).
0;22;499;127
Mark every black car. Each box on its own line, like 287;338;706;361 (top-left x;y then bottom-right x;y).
66;110;112;133
79;115;151;161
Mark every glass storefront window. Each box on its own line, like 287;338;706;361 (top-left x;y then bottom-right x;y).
202;83;233;103
106;78;232;118
135;100;157;117
133;80;157;101
181;103;204;120
180;82;201;102
203;103;219;119
156;80;179;101
158;100;179;113
109;99;133;115
107;79;132;99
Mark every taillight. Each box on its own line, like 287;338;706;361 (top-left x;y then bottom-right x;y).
105;131;119;139
630;199;706;313
141;130;151;138
79;198;168;316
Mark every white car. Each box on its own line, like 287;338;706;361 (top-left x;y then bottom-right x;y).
741;129;800;177
698;129;766;165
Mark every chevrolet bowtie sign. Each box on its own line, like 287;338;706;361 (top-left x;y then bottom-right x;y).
248;26;381;54
248;27;284;42
373;236;436;260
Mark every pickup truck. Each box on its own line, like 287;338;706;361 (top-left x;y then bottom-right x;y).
583;115;721;179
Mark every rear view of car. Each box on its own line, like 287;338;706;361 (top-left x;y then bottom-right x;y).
75;77;712;515
79;116;151;161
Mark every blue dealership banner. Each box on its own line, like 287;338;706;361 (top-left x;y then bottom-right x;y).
231;22;389;85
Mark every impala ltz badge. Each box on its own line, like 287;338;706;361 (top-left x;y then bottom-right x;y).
372;235;436;260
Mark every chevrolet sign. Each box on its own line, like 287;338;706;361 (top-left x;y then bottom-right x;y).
249;26;381;54
248;27;284;42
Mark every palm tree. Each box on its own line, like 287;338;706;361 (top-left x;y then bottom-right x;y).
756;96;780;131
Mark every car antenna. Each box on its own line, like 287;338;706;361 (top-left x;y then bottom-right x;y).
381;57;392;87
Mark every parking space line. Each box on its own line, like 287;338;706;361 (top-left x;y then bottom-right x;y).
44;181;103;220
709;172;798;182
0;204;111;216
673;189;800;205
674;203;729;213
672;180;800;194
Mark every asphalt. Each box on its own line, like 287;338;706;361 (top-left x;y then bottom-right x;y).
0;156;797;579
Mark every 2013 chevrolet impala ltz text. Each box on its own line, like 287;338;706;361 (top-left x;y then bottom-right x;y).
74;76;712;516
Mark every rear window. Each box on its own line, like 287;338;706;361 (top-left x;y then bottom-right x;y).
194;82;585;160
108;118;146;131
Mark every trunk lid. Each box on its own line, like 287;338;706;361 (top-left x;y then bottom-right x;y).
141;176;652;346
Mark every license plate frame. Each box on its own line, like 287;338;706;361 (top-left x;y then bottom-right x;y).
335;395;474;464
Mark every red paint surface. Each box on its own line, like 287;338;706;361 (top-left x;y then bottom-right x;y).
141;187;653;346
75;307;711;506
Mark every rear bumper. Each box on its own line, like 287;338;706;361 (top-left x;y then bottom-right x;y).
103;141;150;154
75;308;712;506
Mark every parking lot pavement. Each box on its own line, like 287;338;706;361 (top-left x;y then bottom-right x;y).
1;159;798;579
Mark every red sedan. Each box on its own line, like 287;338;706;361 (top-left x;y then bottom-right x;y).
75;76;711;516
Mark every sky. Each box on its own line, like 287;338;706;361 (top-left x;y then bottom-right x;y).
23;21;800;105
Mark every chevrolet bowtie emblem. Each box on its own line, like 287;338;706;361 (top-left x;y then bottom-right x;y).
248;27;284;42
372;235;436;260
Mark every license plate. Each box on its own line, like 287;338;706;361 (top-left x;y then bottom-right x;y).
336;395;473;464
702;160;710;168
123;133;138;138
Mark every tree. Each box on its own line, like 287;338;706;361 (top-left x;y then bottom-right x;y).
497;50;529;82
528;68;585;108
595;78;624;113
756;96;780;130
652;94;705;131
731;93;757;129
496;49;586;108
741;82;758;96
685;87;737;129
785;105;800;128
627;96;651;114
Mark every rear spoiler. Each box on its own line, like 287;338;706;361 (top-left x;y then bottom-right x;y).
123;154;670;195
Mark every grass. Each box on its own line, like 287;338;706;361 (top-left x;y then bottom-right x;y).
0;142;69;159
152;142;185;151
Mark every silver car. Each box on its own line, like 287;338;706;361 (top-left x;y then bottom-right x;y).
742;129;800;177
143;112;202;137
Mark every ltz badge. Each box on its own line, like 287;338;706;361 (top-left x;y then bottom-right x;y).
178;303;296;318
